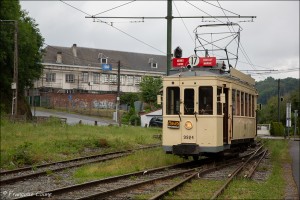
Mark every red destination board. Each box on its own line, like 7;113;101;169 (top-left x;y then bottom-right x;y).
172;57;216;67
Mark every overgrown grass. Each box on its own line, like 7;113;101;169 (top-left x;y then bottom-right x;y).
164;139;290;199
0;117;161;169
73;148;183;183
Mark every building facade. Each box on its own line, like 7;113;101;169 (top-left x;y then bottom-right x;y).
34;44;167;94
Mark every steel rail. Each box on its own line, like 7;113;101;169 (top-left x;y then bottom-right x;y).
14;145;261;200
15;161;200;200
210;145;264;199
0;144;160;185
244;149;268;178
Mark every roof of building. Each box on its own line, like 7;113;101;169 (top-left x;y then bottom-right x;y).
42;44;167;74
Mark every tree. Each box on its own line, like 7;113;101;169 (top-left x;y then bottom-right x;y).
0;1;44;116
139;76;162;110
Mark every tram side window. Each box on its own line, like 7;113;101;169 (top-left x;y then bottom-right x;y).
236;90;240;116
199;86;213;115
241;92;244;116
166;87;180;115
245;93;249;116
184;89;194;115
252;95;255;117
217;87;222;115
249;95;252;117
232;89;236;115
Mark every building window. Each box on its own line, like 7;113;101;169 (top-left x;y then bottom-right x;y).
46;73;56;82
120;75;126;85
101;58;107;64
82;72;89;82
101;74;109;84
93;73;100;84
127;75;134;85
110;74;117;84
149;58;158;68
134;76;141;85
65;74;75;83
151;62;158;68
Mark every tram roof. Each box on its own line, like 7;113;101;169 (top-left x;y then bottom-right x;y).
167;67;255;86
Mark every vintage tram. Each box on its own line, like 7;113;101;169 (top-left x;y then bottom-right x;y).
160;23;258;159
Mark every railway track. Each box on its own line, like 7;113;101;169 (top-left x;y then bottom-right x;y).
0;144;160;185
12;148;258;200
1;144;266;200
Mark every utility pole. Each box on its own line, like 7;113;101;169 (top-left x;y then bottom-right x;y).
117;60;121;127
278;79;280;123
166;0;172;76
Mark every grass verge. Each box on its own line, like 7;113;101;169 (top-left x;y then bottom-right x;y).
73;148;184;183
0;117;161;169
163;139;290;199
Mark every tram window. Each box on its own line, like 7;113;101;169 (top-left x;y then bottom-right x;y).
241;92;244;116
252;95;255;117
236;91;240;116
248;94;252;117
166;87;180;115
184;89;194;115
245;93;249;116
199;86;213;115
232;89;236;115
217;87;222;115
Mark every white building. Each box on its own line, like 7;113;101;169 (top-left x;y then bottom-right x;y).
34;44;167;94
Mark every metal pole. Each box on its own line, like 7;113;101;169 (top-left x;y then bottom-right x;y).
117;60;121;127
166;0;172;76
278;79;280;123
295;110;298;139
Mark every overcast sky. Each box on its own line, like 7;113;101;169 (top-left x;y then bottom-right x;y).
20;1;299;81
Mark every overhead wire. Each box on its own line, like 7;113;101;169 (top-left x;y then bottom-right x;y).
216;1;266;79
59;0;165;55
92;0;136;17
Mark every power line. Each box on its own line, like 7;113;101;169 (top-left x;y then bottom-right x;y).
92;0;136;17
173;1;194;43
202;0;240;16
59;1;165;55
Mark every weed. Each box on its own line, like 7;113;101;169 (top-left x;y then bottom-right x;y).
12;142;34;167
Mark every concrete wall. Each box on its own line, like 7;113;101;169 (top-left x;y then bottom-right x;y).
42;93;117;109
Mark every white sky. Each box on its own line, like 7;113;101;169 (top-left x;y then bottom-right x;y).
20;1;299;81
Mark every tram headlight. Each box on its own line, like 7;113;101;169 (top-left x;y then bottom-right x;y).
184;121;193;130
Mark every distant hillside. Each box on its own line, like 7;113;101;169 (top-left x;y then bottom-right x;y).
255;77;299;104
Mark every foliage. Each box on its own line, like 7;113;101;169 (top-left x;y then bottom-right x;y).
121;106;141;126
257;89;299;125
120;92;140;106
0;0;44;114
270;122;285;136
256;77;299;105
139;76;162;109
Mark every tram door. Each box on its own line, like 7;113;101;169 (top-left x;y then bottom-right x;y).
223;88;229;144
182;88;197;143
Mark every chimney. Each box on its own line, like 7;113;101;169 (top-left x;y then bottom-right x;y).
72;44;77;57
56;51;62;64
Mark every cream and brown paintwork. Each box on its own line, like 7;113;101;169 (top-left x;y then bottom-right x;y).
162;67;257;157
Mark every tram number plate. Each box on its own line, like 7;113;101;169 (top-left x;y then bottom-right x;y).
168;120;180;129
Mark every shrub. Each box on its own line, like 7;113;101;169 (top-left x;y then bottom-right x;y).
270;122;285;136
12;142;34;166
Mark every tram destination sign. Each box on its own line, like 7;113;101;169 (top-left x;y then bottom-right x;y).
172;57;216;68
